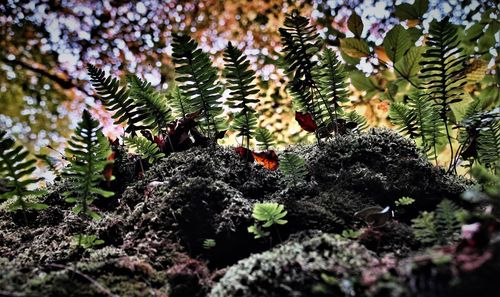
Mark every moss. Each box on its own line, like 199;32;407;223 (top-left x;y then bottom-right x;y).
209;233;378;297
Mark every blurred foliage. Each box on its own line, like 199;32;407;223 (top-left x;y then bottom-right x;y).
0;0;497;167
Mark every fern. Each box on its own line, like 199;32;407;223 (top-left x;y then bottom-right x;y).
279;10;324;129
316;48;349;129
87;65;147;135
389;102;419;138
223;42;260;150
411;199;461;245
279;153;308;185
62;110;114;220
344;110;368;132
407;93;445;160
127;75;174;133
172;33;226;140
478;119;500;169
435;199;460;241
168;84;194;119
459;107;500;170
0;130;47;221
254;127;275;151
419;17;468;167
124;136;165;164
411;211;439;244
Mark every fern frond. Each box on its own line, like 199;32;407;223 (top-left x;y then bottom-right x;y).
316;48;349;126
407;93;445;159
279;10;324;129
167;85;194;119
411;211;439;244
172;33;226;140
478;119;500;169
0;130;47;218
279;153;308;185
389;102;419;138
62;110;114;220
435;199;460;242
127;75;173;133
279;10;321;87
344;110;368;132
87;65;147;135
419;17;468;167
223;42;260;149
254;128;275;151
420;18;467;119
124;136;165;164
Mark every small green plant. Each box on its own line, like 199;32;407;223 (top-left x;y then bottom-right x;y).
0;130;47;222
202;238;217;250
254;128;275;151
248;202;287;240
168;85;194;119
395;196;415;206
419;17;467;171
411;199;462;245
127;74;174;134
340;229;362;239
88;65;147;135
124;136;165;164
279;153;308;185
62;110;115;220
389;93;444;161
72;234;105;250
223;42;259;153
172;33;227;141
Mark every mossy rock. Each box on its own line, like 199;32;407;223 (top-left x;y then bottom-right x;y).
209;232;378;297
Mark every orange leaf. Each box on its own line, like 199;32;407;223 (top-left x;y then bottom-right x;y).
252;150;279;171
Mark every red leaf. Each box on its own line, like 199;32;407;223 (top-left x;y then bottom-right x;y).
153;135;166;152
295;112;317;132
252;150;279;171
234;146;254;162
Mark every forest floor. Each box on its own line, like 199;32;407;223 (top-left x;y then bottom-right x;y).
1;129;499;297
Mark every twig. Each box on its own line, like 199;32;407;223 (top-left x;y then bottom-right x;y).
47;263;118;297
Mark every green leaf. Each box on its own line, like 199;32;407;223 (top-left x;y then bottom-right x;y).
349;71;377;92
340;38;370;58
395;0;428;21
347;12;363;38
383;25;412;63
395;46;425;82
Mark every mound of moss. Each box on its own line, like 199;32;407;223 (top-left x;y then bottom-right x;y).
209;232;378;297
0;129;474;296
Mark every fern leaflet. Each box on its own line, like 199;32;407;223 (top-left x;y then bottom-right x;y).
124;136;165;164
87;65;147;135
127;75;173;133
279;153;308;185
254;128;275;151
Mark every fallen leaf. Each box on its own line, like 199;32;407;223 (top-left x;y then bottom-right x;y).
252;150;279;170
234;146;254;162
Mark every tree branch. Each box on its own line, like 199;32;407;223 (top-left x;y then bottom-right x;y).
1;56;95;98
